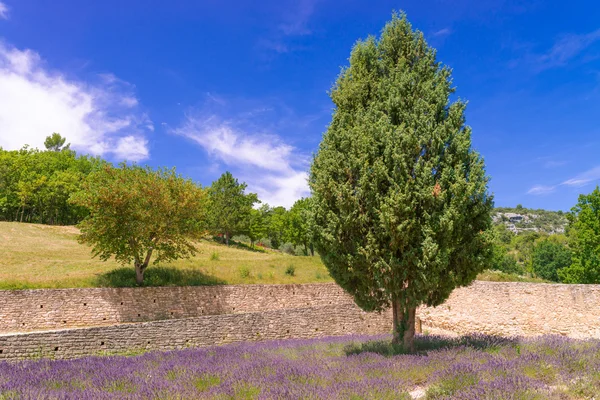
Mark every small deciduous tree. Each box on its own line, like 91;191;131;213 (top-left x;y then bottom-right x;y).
70;163;206;284
266;206;288;249
309;12;494;351
559;187;600;283
248;207;268;248
207;172;258;245
286;198;314;256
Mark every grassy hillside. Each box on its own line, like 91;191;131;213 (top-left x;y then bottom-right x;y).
0;222;543;289
0;222;332;289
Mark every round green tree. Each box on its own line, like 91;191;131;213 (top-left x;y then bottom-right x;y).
309;12;494;351
70;163;207;285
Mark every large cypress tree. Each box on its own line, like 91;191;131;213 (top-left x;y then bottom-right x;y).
309;12;494;351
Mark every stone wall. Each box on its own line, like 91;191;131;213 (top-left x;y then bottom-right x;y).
0;284;353;334
0;305;392;360
418;281;600;339
3;281;600;360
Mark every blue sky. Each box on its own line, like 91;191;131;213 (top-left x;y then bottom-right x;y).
0;0;599;210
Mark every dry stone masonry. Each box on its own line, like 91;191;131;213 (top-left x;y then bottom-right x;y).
1;281;600;360
0;283;353;333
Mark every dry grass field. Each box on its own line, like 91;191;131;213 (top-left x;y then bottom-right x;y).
0;222;332;289
0;222;544;290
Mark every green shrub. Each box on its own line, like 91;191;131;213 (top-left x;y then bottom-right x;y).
232;235;251;244
239;266;251;278
280;242;296;255
285;264;296;276
96;267;224;287
210;251;219;261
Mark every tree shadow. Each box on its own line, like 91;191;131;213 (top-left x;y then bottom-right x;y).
344;333;520;357
95;266;226;288
207;236;268;253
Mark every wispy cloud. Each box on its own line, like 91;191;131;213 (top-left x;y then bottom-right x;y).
0;2;8;20
278;0;317;36
432;28;452;37
527;185;556;195
528;165;600;195
172;97;313;208
0;43;152;161
537;28;600;69
561;166;600;187
259;0;318;55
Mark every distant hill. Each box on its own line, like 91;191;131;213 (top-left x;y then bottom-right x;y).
492;207;568;235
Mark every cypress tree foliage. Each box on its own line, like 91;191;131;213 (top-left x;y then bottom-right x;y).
309;12;494;351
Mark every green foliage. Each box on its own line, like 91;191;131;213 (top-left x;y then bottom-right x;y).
309;12;493;349
265;206;288;249
210;251;220;261
285;264;296;276
531;239;571;282
44;133;70;152
491;245;524;275
286;197;314;255
207;171;258;245
239;266;251;278
0;138;103;225
512;231;542;268
70;163;207;284
280;242;296;255
559;187;600;283
247;207;268;247
95;266;225;287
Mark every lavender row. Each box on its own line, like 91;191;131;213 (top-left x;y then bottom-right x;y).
1;334;599;399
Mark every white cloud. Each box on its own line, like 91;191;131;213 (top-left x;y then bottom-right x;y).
561;166;600;187
538;28;600;69
173;114;310;208
0;43;152;161
528;165;600;195
0;2;8;20
432;28;452;37
527;185;556;195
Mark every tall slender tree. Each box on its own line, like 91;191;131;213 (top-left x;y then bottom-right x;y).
309;12;494;351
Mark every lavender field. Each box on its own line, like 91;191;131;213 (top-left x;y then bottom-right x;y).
1;334;599;399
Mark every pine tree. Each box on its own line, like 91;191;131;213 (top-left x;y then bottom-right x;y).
309;12;494;351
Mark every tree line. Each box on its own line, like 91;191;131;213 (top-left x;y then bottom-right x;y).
0;134;105;225
490;187;600;285
0;133;314;266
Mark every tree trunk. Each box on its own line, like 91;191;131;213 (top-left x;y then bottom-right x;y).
392;298;416;353
225;232;230;246
134;248;154;285
135;262;145;285
310;243;314;256
304;243;308;256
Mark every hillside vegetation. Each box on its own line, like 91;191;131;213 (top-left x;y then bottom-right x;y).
0;222;331;289
0;221;543;289
493;206;568;234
